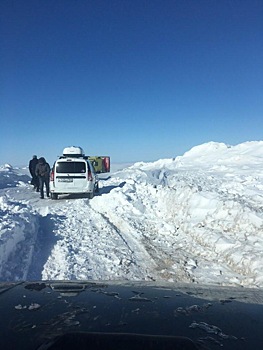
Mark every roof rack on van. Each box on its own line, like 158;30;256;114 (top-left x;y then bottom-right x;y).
59;155;89;160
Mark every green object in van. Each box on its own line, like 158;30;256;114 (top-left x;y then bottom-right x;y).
88;157;104;173
88;156;110;173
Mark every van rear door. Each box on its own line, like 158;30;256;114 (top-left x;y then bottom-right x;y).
54;160;87;191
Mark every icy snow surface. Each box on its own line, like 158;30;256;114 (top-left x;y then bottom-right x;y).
1;141;263;288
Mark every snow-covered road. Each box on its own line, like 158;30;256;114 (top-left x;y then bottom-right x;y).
1;141;263;288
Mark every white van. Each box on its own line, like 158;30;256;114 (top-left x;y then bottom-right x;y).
50;147;99;200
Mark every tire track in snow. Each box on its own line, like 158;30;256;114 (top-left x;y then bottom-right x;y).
96;210;159;281
90;181;198;283
90;187;196;283
40;199;155;281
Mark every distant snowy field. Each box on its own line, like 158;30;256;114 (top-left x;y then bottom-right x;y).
1;141;263;288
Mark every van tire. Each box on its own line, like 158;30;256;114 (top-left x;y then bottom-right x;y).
51;193;58;200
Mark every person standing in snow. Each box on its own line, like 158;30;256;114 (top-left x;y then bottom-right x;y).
29;155;39;192
35;157;50;199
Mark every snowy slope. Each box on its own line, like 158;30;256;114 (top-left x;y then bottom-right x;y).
1;142;263;288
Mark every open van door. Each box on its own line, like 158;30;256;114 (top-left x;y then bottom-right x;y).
88;156;110;173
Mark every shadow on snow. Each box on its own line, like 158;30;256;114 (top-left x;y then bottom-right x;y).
27;214;65;280
97;181;126;195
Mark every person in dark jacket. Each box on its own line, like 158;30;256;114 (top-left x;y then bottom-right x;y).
35;157;50;199
29;155;39;191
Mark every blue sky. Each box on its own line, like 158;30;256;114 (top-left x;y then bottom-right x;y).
1;0;262;166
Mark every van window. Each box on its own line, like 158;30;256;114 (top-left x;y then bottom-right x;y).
56;161;86;173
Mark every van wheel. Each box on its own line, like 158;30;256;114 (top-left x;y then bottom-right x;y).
51;193;58;200
95;183;99;193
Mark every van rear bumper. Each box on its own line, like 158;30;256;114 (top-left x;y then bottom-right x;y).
50;188;93;194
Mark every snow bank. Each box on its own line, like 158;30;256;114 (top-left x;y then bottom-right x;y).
0;164;31;189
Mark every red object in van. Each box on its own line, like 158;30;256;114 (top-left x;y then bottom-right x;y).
103;157;110;172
